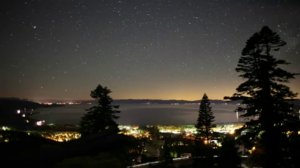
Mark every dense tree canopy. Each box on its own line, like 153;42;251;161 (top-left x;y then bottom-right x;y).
80;85;120;137
195;93;215;142
232;26;299;168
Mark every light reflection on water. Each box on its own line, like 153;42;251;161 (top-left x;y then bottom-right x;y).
35;103;243;125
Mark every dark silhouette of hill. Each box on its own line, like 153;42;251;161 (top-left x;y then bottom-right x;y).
0;97;43;109
0;98;43;128
0;130;136;168
0;97;62;129
80;99;242;105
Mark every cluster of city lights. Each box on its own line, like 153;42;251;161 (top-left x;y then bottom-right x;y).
41;131;81;142
0;126;10;143
39;102;80;105
157;124;244;135
119;125;150;139
158;125;197;135
212;123;244;134
0;123;246;143
1;126;11;131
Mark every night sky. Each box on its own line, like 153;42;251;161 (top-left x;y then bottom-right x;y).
1;0;300;101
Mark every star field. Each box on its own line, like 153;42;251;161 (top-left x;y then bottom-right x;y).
1;0;300;101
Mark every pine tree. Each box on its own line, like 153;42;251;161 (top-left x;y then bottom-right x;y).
232;26;299;168
195;93;215;142
80;84;120;137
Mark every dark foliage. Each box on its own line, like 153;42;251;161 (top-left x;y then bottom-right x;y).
193;94;216;167
231;26;299;168
0;130;57;168
161;138;174;167
192;138;216;168
195;93;215;141
80;85;120;137
0;130;136;168
218;135;241;168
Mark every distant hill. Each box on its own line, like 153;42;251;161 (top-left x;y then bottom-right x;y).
80;98;300;107
79;99;240;105
3;98;299;106
0;97;43;110
114;99;231;104
0;98;46;128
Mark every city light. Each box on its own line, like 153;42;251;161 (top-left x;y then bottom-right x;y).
248;146;256;154
41;132;81;142
119;125;150;139
36;120;45;126
1;126;11;131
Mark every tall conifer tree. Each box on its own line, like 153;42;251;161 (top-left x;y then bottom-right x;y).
196;93;215;142
80;84;120;137
232;26;298;168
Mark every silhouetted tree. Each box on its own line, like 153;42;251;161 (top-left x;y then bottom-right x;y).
161;138;173;167
195;93;215;142
231;26;299;168
193;94;215;168
80;85;120;137
218;135;241;168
